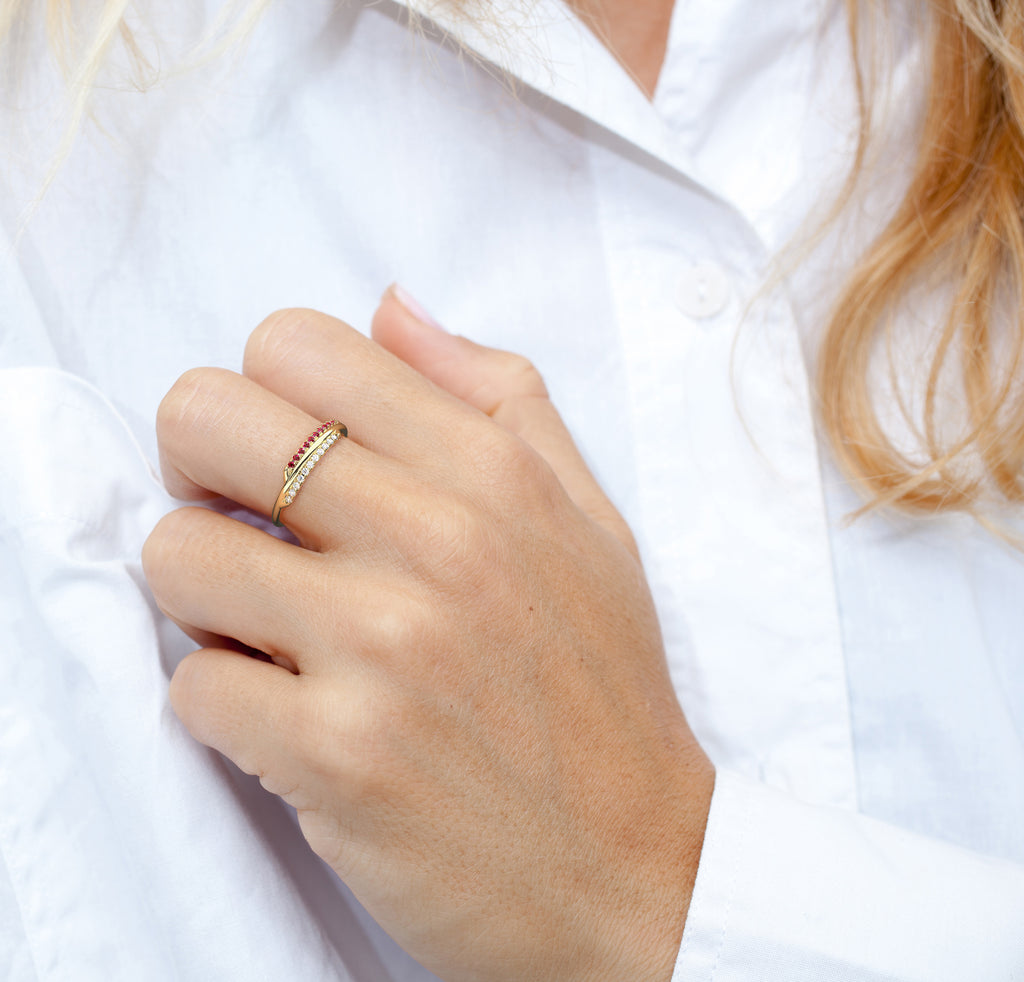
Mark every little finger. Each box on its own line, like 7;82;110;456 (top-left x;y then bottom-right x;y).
169;647;315;801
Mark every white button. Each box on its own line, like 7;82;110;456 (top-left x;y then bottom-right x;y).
675;260;731;319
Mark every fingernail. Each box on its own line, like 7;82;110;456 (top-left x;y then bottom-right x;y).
388;283;447;332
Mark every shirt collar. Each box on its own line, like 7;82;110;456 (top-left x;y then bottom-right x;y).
395;0;693;174
388;0;872;253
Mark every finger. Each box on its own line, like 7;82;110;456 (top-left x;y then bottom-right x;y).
242;308;474;469
162;613;285;669
143;507;323;671
372;286;637;553
156;367;402;549
169;647;315;801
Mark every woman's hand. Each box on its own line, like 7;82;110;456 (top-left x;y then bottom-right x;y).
142;290;714;982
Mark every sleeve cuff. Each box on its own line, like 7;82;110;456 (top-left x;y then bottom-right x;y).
671;769;1024;982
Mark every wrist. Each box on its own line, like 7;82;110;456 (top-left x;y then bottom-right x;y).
581;743;715;982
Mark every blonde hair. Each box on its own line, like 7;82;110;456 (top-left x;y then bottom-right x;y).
826;0;1024;517
5;0;1024;519
1;1;272;203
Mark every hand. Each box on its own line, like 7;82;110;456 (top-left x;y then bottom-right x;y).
143;290;714;982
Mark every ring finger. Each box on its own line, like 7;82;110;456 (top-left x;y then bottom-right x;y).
156;366;403;550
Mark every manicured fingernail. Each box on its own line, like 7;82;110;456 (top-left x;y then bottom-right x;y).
388;283;447;332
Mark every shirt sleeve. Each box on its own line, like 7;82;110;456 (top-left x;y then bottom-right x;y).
672;769;1024;981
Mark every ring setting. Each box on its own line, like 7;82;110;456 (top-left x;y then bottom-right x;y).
272;419;347;526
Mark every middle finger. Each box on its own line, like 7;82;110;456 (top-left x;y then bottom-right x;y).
242;307;477;466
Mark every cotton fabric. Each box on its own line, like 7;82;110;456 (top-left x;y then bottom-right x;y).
0;1;1022;978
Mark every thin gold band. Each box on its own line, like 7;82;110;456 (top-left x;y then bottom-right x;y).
272;420;347;527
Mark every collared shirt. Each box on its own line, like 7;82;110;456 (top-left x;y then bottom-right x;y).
1;1;1022;978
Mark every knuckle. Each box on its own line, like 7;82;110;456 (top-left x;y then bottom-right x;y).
476;427;554;499
244;308;320;378
610;515;640;559
470;351;549;416
491;392;539;436
167;652;231;743
339;585;439;665
156;366;231;443
495;351;548;400
491;393;561;456
166;652;200;717
141;508;211;613
421;495;498;580
257;770;300;801
141;510;186;590
370;479;498;580
294;683;390;797
367;600;428;658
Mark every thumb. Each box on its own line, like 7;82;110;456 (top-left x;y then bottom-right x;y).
372;285;637;554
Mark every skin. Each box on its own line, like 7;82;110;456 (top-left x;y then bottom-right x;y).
143;292;714;981
568;0;676;97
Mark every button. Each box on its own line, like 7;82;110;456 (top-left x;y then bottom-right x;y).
675;260;731;319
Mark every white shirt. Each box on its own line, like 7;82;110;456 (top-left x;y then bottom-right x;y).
1;1;1022;979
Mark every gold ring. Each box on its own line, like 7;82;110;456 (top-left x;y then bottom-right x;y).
272;420;347;526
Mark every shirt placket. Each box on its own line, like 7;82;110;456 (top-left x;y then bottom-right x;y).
399;0;856;811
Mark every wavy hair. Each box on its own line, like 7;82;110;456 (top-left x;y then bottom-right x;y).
824;0;1024;517
4;0;1024;518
